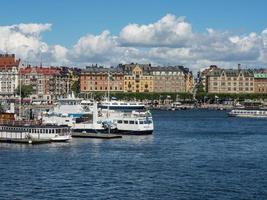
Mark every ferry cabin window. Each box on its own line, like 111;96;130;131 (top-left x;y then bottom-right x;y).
124;120;129;124
129;121;134;124
139;121;144;124
117;120;122;124
135;121;138;124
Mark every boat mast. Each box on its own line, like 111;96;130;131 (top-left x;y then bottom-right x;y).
19;62;22;119
107;70;110;134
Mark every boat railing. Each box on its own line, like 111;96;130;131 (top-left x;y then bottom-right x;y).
0;120;42;126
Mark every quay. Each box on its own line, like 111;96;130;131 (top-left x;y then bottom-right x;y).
71;132;122;139
0;138;52;144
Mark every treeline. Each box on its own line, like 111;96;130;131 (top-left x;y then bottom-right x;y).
80;92;267;102
80;92;193;101
197;92;267;102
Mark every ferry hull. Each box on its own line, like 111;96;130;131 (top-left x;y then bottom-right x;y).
114;129;153;135
72;128;116;134
72;128;153;135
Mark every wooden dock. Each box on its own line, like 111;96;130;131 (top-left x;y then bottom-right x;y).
71;132;122;139
0;138;52;144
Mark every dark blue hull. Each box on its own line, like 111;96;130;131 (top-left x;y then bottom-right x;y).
114;129;153;135
72;128;153;135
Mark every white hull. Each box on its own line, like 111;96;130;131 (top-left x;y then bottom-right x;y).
229;109;267;118
0;125;71;142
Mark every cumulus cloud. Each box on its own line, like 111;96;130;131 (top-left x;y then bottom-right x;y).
0;23;67;65
69;30;117;63
0;14;267;72
119;14;193;47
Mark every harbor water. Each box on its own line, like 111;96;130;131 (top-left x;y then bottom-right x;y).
0;110;267;200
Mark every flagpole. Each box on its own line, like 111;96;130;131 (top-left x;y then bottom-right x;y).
107;70;110;134
19;63;22;119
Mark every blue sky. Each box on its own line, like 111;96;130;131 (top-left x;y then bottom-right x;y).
0;0;267;70
1;0;267;47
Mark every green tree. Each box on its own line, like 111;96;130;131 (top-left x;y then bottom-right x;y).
71;80;80;95
16;85;34;99
195;82;206;102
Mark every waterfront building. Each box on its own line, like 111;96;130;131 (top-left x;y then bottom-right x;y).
49;67;80;99
19;66;60;102
80;65;124;93
199;65;219;92
207;68;254;93
0;54;20;98
79;63;194;94
253;72;267;93
119;64;153;93
151;66;191;93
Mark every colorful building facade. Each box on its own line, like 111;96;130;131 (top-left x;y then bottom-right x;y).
0;54;20;97
80;66;124;93
206;68;254;94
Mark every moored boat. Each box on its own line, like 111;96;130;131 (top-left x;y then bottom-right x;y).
228;109;267;118
0;113;71;142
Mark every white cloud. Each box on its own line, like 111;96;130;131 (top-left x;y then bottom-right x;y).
1;14;267;72
119;14;193;47
69;30;117;63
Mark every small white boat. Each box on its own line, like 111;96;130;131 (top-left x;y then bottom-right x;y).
228;109;267;118
0;124;71;142
98;99;145;110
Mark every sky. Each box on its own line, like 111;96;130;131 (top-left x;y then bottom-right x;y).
0;0;267;71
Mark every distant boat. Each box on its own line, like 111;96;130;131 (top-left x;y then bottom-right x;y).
98;97;145;110
228;109;267;118
229;101;267;118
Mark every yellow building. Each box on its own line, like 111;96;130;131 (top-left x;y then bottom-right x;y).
121;64;153;92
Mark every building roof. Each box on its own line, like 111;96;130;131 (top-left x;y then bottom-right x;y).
82;66;124;74
151;66;188;73
208;69;254;77
19;66;60;76
118;63;152;75
0;54;20;68
254;73;267;78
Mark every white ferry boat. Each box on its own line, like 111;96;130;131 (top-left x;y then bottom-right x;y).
54;93;93;116
0;124;71;142
228;109;267;118
43;102;154;135
98;98;145;110
0;119;71;142
107;110;153;135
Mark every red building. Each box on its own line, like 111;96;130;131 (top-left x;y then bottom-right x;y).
19;66;60;101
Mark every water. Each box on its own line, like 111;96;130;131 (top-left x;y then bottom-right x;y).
1;110;267;200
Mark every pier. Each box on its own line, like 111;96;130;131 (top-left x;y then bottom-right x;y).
71;132;122;139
